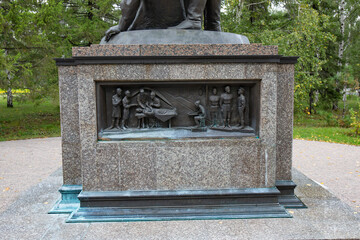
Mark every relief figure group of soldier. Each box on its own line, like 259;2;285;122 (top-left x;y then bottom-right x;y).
108;85;247;131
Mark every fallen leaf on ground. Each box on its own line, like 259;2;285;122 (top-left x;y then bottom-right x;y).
44;202;48;204
0;177;3;180
3;187;10;192
306;184;312;186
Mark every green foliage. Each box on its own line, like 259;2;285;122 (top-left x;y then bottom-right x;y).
349;103;360;136
221;0;360;114
0;0;121;103
317;110;338;127
0;0;359;116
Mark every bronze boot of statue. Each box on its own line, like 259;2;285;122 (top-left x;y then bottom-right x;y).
169;0;207;30
204;0;221;31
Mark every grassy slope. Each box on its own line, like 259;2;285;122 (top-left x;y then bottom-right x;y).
0;97;61;141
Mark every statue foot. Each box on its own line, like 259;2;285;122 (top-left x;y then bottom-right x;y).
168;19;201;30
205;22;221;32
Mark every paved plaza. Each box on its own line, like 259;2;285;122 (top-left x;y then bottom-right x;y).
0;138;359;239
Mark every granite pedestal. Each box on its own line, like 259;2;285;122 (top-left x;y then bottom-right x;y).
54;30;304;222
49;66;82;214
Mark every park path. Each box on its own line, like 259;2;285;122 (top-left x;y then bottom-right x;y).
0;137;61;213
0;137;359;213
293;140;360;212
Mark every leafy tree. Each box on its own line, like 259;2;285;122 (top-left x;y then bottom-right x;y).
0;0;121;106
222;0;336;113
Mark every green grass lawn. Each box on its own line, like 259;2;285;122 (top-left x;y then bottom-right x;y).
294;96;360;146
0;97;61;141
293;126;360;146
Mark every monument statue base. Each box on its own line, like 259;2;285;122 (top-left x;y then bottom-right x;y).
276;180;307;208
48;185;82;214
68;188;290;223
100;29;250;45
54;33;305;222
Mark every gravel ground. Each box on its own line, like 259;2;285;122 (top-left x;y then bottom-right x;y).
0;137;62;213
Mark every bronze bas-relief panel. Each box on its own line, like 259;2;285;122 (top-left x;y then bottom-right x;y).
96;81;260;140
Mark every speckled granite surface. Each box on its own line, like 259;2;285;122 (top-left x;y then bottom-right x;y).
72;44;278;57
58;66;82;185
57;43;295;192
276;64;295;181
71;62;279;191
84;138;264;191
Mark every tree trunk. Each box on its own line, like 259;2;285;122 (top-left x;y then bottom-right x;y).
4;49;13;108
87;0;93;21
249;1;255;24
6;88;13;108
342;85;347;118
236;0;244;21
309;89;314;115
86;0;94;46
334;0;346;111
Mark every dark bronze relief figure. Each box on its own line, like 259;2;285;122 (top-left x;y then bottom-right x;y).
136;89;149;128
121;90;137;129
208;87;220;127
99;84;255;140
188;100;207;132
108;88;123;129
237;88;246;129
108;88;177;130
220;86;233;128
105;0;222;41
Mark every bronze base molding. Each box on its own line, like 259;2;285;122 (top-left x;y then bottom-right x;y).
276;180;307;209
67;188;291;223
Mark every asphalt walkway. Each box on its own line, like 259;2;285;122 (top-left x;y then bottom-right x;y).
0;138;359;239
